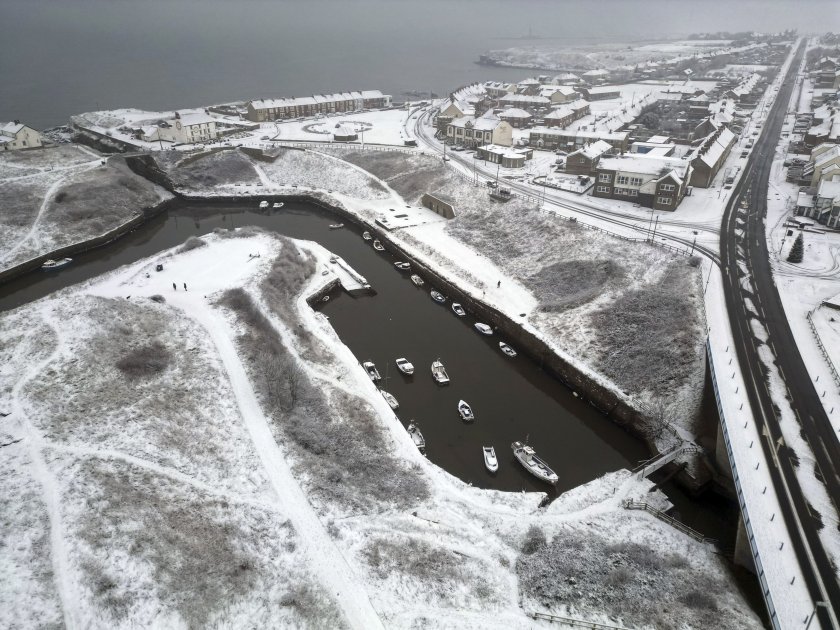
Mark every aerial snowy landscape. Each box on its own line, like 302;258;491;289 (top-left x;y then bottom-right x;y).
2;1;840;628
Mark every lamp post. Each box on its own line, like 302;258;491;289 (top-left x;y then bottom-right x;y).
804;601;828;630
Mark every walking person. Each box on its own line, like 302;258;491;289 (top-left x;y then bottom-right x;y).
183;282;188;291
497;280;501;288
173;282;177;291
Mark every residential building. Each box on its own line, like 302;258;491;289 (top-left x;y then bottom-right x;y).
446;115;513;148
807;143;840;186
0;121;42;150
483;81;517;99
564;140;613;175
475;144;533;168
689;127;737;187
498;108;533;128
497;93;551;113
724;73;762;104
580;86;621;101
796;176;840;228
245;90;391;122
552;72;580;85
528;128;628;152
543;100;590;128
581;69;609;84
592;154;692;210
439;98;474;119
539;85;580;104
144;112;219;145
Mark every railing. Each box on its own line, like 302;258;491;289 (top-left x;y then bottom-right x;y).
706;338;781;630
631;443;704;478
528;611;631;629
622;499;717;545
805;309;840;390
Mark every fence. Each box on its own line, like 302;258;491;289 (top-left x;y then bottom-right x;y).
622;499;717;545
805;309;840;390
528;611;631;629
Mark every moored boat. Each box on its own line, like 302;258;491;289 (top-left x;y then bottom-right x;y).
458;400;474;422
407;422;426;451
395;357;414;375
381;390;399;410
272;202;284;208
410;274;424;287
483;446;499;473
362;231;372;241
430;290;446;303
451;303;466;317
474;322;493;336
41;258;72;270
329;223;344;229
373;240;385;251
511;441;558;485
362;361;381;381
259;200;269;208
394;261;410;271
499;342;517;357
431;359;450;384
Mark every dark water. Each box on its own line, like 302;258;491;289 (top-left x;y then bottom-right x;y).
0;200;649;495
2;0;835;130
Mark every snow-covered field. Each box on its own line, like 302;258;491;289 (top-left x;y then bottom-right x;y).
267;108;414;146
0;232;762;629
0;145;173;273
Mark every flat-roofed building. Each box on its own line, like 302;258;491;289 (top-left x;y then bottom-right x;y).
476;144;533;168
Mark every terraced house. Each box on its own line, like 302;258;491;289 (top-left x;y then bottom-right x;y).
246;90;391;121
592;154;692;210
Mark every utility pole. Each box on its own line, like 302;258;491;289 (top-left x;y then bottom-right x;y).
651;215;659;241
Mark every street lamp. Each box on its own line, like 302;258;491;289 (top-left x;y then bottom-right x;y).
804;601;828;630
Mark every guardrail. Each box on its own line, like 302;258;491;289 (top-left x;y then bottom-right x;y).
622;499;717;545
805;309;840;390
528;611;630;629
707;338;781;630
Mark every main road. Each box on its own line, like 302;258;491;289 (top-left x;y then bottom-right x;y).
720;40;840;627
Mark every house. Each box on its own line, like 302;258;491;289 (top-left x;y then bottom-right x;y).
145;112;219;145
724;73;762;104
580;86;621;101
553;72;580;85
246;90;391;121
565;140;614;175
592;154;692;210
446;115;513;148
483;81;517;99
0;121;42;150
543;100;591;128
539;85;580;104
440;98;474;119
689;127;737;187
807;143;840;186
498;108;533;128
528;128;628;152
475;144;533;168
796;176;840;228
497;93;551;113
630;141;676;156
582;69;610;84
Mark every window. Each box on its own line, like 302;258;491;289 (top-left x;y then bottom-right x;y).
657;196;673;205
614;187;638;197
598;173;611;183
596;185;609;193
616;175;628;185
629;177;644;186
660;183;675;192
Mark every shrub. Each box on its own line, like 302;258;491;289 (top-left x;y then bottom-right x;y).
176;236;207;253
521;525;547;555
149;295;166;303
115;341;170;378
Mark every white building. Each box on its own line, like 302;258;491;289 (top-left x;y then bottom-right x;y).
144;112;218;145
446;115;513;148
0;121;42;150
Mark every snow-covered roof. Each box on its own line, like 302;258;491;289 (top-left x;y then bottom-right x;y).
813;144;840;168
647;135;670;144
178;113;215;127
449;115;505;131
498;94;550;105
796;191;815;208
553;72;579;82
817;177;840;201
249;90;386;110
545;106;574;120
333;123;356;138
691;127;736;169
570;140;613;160
569;99;590;111
586;86;621;94
582;69;609;77
499;108;532;118
598;154;690;178
0;122;25;137
540;85;578;97
530;128;628;142
478;144;529;158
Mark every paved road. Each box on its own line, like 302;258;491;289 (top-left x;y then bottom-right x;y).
720;41;840;627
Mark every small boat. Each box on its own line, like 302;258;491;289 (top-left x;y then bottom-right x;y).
362;361;381;381
407;422;426;451
483;446;499;473
272;202;284;208
396;357;415;375
512;441;558;485
329;223;344;229
430;290;446;303
431;359;450;384
451;303;466;317
394;261;411;271
499;342;517;357
373;240;385;251
474;323;493;336
362;231;372;241
329;255;339;263
411;274;424;287
381;390;399;410
458;400;474;422
41;258;72;270
322;296;330;302
259;200;269;208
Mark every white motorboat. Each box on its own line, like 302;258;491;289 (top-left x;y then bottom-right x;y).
430;290;446;303
41;258;72;270
451;303;466;317
410;274;424;287
362;231;372;241
483;446;499;473
431;359;450;384
272;202;284;208
362;361;381;381
381;390;399;410
394;261;410;271
474;323;493;336
512;441;558;485
407;422;426;451
373;240;385;251
329;223;344;229
458;400;474;422
329;255;339;263
395;357;415;375
259;200;269;208
499;342;517;357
